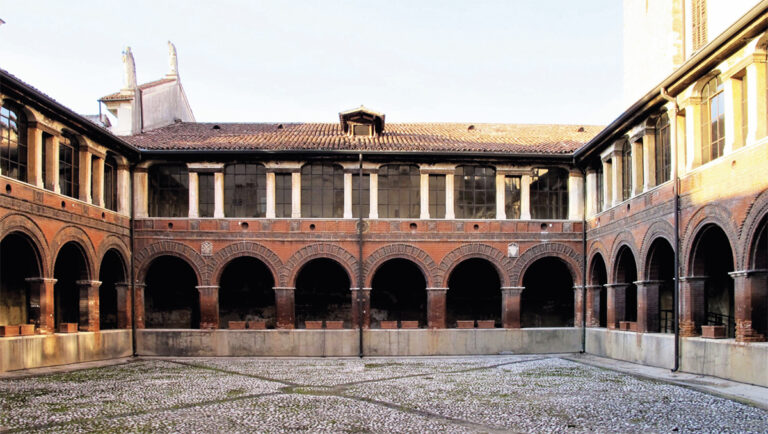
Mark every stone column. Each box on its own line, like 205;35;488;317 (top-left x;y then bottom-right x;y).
495;172;506;220
679;276;707;337
520;174;531;220
501;286;523;328
134;283;146;329
45;135;60;193
729;270;767;342
24;277;56;334
350;287;371;329
445;173;455;219
573;286;585;327
213;172;224;218
611;149;623;206
77;280;101;332
568;170;584;221
631;140;644;195
420;173;430;219
426;287;447;329
266;171;276;218
78;149;93;203
746;56;767;143
291;172;301;218
585;285;601;327
369;173;378;219
343;172;353;219
27;126;44;188
188;171;199;218
117;164;131;216
643;131;656;190
197;285;219;329
585;169;597;218
274;287;296;329
133;169;148;218
114;282;133;329
635;280;662;333
601;159;612;211
723;77;737;155
604;283;628;329
92;156;105;208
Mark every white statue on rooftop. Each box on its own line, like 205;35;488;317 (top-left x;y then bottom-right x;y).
122;46;137;90
168;41;178;77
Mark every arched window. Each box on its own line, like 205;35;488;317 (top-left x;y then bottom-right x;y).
103;155;118;211
378;164;419;218
454;165;495;219
301;163;343;218
225;163;266;217
655;113;671;185
148;164;188;217
701;76;725;164
0;104;27;183
530;168;568;219
621;140;632;201
59;134;79;198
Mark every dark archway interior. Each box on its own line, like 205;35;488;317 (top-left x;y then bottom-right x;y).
99;250;125;330
0;233;40;326
590;254;608;327
752;217;768;336
219;257;275;328
647;239;674;333
370;259;427;327
521;257;574;327
693;225;734;337
446;258;501;327
145;256;199;328
616;247;638;322
295;258;350;328
54;242;89;327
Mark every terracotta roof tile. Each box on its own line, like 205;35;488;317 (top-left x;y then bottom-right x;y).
126;122;603;154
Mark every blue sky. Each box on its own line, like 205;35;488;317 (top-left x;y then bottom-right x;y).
0;1;622;125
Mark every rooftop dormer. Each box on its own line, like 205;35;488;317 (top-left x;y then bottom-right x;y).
339;106;385;137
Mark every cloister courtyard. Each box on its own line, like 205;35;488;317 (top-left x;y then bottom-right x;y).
1;355;766;433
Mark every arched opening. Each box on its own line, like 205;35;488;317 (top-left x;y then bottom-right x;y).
370;259;427;327
294;258;350;328
446;258;501;327
98;249;125;330
144;256;199;328
615;247;638;323
219;257;275;328
691;224;734;337
589;254;608;327
647;239;675;333
749;215;768;338
521;257;574;327
0;233;41;326
54;242;89;328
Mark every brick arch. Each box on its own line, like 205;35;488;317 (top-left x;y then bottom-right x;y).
511;242;582;287
587;240;609;286
0;213;50;277
210;242;282;286
135;240;207;285
438;243;512;288
281;243;358;287
608;231;639;283
49;225;97;280
95;235;131;279
638;220;675;281
363;243;437;287
681;204;739;276
738;188;768;270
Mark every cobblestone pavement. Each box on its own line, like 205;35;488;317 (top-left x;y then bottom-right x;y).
1;355;766;433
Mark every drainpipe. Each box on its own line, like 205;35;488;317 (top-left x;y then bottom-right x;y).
357;153;364;358
661;87;680;372
130;163;137;357
581;168;588;353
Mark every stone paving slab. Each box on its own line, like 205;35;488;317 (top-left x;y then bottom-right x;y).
1;355;766;433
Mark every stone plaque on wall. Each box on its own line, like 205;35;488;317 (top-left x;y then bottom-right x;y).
201;241;213;256
507;243;519;258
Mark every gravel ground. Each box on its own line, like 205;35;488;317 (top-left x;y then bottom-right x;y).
1;355;766;433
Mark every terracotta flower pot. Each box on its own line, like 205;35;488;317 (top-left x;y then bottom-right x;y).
380;320;398;329
247;320;266;330
702;325;726;339
325;320;344;329
59;323;78;333
228;321;246;330
305;320;323;329
0;325;20;337
456;320;475;329
19;324;36;336
400;320;419;329
477;320;495;329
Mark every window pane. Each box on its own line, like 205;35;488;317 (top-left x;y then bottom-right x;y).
530;168;568;219
224;163;266;217
454;166;495;219
301;163;343;218
429;174;445;219
149;164;189;217
504;176;521;219
378;165;420;218
198;173;215;217
352;173;370;218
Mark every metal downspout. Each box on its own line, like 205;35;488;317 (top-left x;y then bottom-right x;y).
661;88;680;372
130;164;137;357
581;168;588;353
357;153;364;358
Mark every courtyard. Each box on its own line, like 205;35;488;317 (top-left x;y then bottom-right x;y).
1;355;766;433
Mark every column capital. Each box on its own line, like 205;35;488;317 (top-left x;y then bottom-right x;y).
76;279;102;287
196;285;219;290
501;286;524;295
633;280;664;286
729;269;768;278
114;281;132;288
426;287;448;292
680;275;709;282
349;287;372;292
585;284;602;290
604;283;630;289
133;282;147;289
273;286;296;291
25;277;57;284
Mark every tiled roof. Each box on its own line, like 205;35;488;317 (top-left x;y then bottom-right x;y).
126;122;603;154
100;78;176;101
